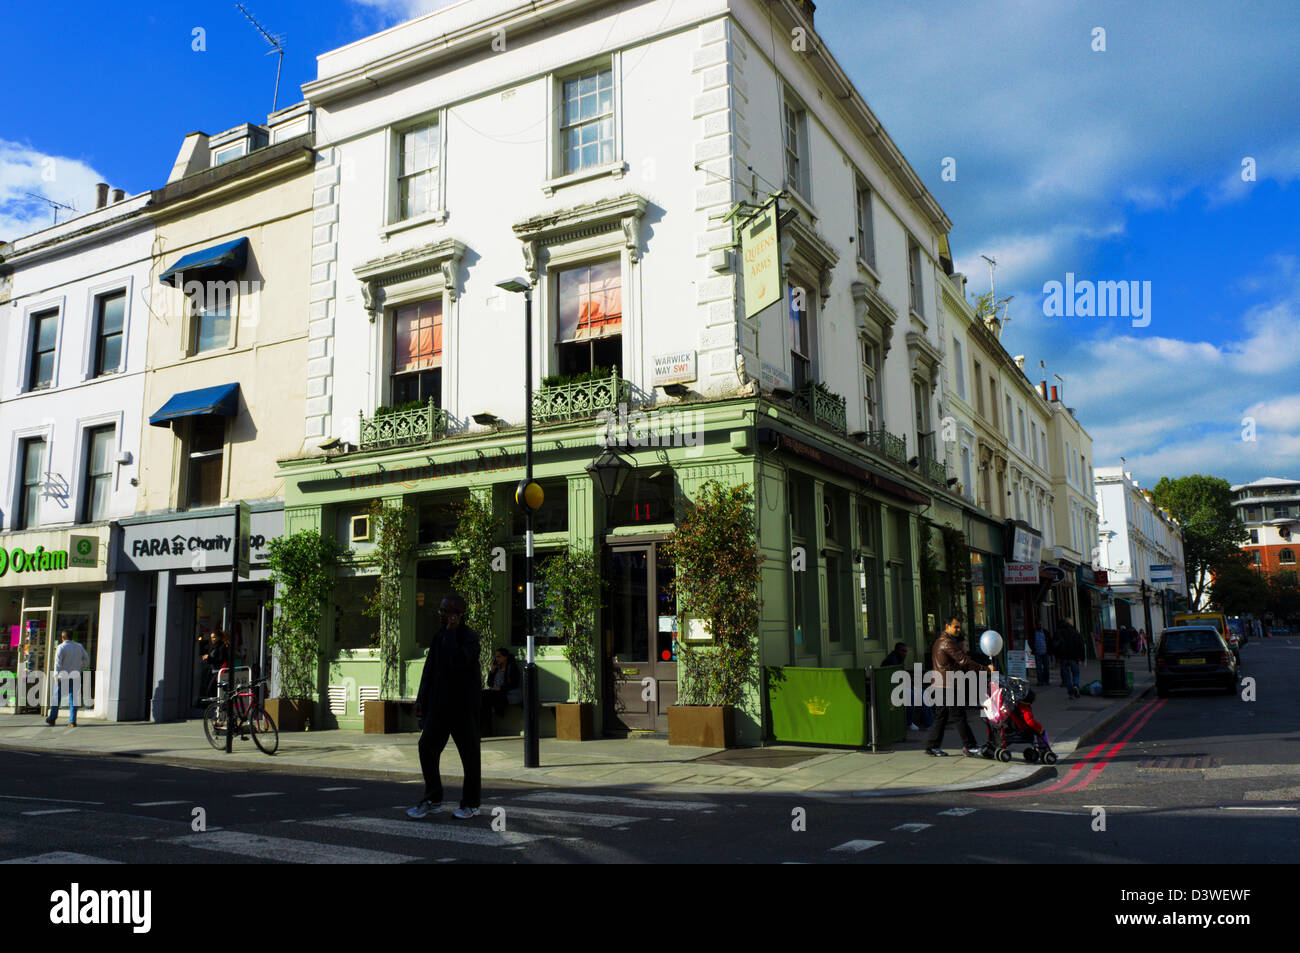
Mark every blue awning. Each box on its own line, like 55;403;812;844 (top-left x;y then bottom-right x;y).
159;237;249;286
149;383;240;426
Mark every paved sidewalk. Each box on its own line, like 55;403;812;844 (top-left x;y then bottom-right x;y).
2;658;1154;799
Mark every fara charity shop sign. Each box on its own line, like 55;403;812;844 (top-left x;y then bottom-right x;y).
120;510;283;572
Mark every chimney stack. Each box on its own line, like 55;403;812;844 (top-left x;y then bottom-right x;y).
1050;385;1059;402
95;183;110;209
1040;380;1048;400
111;188;125;203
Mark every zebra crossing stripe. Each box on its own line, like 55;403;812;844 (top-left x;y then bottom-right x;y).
168;829;419;864
305;815;550;847
489;806;646;829
513;792;714;811
938;808;976;816
830;840;884;853
1;852;120;864
892;823;933;832
21;808;79;816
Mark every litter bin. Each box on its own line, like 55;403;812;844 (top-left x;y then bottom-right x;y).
1101;658;1129;696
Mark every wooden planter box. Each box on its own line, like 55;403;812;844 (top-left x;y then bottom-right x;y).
668;705;735;748
555;702;594;741
363;699;401;734
265;698;313;732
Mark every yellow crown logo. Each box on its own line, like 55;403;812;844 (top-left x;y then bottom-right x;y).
804;696;830;716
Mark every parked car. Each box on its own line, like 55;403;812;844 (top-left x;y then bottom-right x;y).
1156;626;1239;698
1172;612;1240;660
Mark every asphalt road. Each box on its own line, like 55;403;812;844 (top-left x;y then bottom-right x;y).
2;638;1296;865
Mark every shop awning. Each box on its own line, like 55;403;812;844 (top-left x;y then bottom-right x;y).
148;383;240;426
159;237;249;286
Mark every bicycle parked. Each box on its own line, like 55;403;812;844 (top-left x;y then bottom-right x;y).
202;665;278;755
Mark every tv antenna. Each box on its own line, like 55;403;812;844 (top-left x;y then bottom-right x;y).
24;192;77;225
235;3;286;113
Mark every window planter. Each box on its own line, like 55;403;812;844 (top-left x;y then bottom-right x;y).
533;368;630;423
359;398;448;450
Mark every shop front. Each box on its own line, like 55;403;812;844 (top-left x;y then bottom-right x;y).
115;505;283;722
964;511;1005;655
0;525;114;719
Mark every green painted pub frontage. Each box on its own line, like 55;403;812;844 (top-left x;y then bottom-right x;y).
277;392;969;746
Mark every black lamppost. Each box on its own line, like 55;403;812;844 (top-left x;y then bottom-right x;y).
498;277;542;768
1141;579;1154;672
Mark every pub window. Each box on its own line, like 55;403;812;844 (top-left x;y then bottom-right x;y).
511;552;559;647
510;480;569;535
555;260;622;378
391;298;443;406
417;493;466;545
609;468;673;528
332;575;379;651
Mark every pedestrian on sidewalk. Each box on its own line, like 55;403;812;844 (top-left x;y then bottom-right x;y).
1059;622;1086;699
479;646;521;735
1032;624;1050;686
925;616;994;758
45;631;89;727
408;595;482;821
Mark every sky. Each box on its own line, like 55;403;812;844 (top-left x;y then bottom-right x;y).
3;0;1297;489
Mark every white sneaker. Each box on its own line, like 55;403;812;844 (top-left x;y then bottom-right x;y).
907;723;921;731
406;799;442;819
452;807;480;820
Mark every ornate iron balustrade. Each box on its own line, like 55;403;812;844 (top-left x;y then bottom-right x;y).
863;428;908;464
533;369;630;423
792;381;847;435
923;456;948;486
359;399;449;450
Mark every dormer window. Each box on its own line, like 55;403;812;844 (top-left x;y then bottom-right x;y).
208;124;269;168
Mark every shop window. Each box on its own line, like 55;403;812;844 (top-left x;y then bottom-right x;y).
332;576;379;652
417;494;467;545
555;260;622;378
415;559;456;649
510;480;569;535
510;552;559;647
391;299;443;406
609;468;673;528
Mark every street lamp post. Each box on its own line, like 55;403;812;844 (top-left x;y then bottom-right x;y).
498;277;541;768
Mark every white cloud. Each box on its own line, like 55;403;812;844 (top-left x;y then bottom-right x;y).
347;0;462;28
0;140;107;243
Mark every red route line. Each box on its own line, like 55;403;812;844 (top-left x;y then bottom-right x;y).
1060;698;1166;792
975;697;1159;799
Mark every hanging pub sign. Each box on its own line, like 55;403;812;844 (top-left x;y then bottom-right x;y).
1007;520;1043;565
741;202;781;319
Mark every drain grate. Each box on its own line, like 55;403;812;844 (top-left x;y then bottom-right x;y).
1139;756;1219;770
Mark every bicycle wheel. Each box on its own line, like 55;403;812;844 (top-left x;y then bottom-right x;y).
202;701;227;751
249;706;278;755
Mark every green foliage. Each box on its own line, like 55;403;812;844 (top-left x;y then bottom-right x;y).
362;500;414;699
941;526;971;619
973;291;996;319
1151;475;1249;605
918;520;941;626
265;529;342;701
1265;570;1300;624
541;365;619;389
665;480;763;707
537;546;603;704
1209;553;1269;616
450;494;504;675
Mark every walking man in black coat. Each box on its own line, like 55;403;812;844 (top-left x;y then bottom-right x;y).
408;595;482;820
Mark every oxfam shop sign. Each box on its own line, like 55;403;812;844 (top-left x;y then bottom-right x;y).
0;535;98;578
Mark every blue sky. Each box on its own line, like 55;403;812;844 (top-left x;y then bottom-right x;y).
4;0;1298;488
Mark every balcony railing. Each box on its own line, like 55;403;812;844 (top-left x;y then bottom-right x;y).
792;381;847;435
533;369;630;423
923;456;948;486
359;398;449;451
863;428;907;464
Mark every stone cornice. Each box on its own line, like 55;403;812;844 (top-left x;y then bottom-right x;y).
354;237;468;313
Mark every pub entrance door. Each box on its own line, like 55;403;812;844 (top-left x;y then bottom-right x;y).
604;540;677;733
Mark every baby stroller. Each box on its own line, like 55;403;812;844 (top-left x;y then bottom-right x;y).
980;674;1058;765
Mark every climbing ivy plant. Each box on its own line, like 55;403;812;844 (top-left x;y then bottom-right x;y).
265;529;342;702
362;500;414;700
450;494;504;676
537;546;603;704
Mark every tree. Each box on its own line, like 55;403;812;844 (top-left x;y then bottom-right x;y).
449;494;504;676
1208;553;1268;616
1150;475;1248;607
265;529;342;701
1265;570;1300;625
664;481;763;707
536;546;602;704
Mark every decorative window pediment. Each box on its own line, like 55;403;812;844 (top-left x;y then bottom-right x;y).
512;193;648;281
780;213;838;306
906;330;943;388
853;280;898;357
354;238;467;319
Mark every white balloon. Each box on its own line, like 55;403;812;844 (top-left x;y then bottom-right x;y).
979;630;1004;657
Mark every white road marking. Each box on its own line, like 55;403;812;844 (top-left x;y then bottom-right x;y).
306;815;552;847
487;806;646;829
1221;806;1297;812
318;787;357;792
134;800;189;807
938;808;977;816
1;852;120;864
0;795;103;805
830;839;884;853
21;808;80;816
892;823;933;832
514;792;713;811
169;829;419;864
233;792;284;799
1019;809;1077;815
